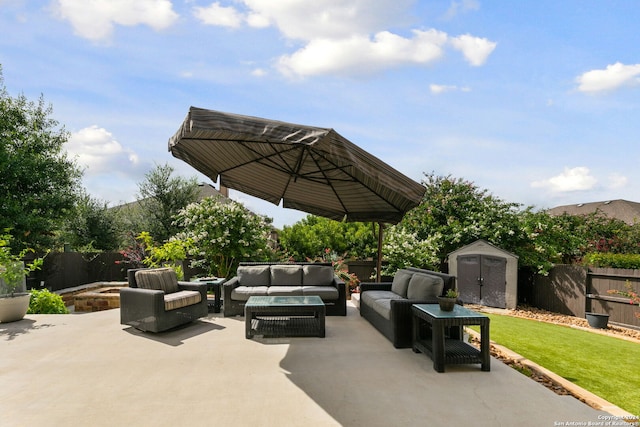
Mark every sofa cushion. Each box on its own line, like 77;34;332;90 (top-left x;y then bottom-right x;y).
390;269;413;298
370;299;393;320
267;286;303;296
135;268;179;294
406;273;444;300
237;265;270;287
231;286;269;301
164;290;202;311
303;265;334;286
361;290;403;308
270;265;302;286
302;286;339;299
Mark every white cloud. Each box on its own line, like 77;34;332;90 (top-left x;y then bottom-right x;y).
52;0;178;41
443;0;480;20
65;126;139;175
449;34;497;66
242;0;413;41
576;62;640;93
251;68;267;77
430;84;470;94
608;173;628;189
193;2;243;28
277;29;448;77
195;1;495;78
531;166;597;192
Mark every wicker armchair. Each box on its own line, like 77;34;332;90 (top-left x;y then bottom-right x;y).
120;268;208;333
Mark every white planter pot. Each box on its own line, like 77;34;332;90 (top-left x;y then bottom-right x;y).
0;293;31;323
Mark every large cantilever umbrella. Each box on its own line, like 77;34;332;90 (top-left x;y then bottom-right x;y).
168;107;426;280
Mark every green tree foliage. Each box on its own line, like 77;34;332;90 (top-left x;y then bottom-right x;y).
136;163;199;242
61;192;123;251
279;215;377;260
0;68;82;251
173;197;273;278
396;173;522;271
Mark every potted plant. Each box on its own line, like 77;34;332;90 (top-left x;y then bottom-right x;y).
0;232;43;323
438;289;459;311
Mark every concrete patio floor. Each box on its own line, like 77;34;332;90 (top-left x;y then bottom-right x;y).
1;302;612;427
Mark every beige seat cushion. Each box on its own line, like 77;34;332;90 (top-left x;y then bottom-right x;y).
135;268;179;294
164;290;202;311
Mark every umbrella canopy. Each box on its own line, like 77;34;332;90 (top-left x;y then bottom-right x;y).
168;107;425;224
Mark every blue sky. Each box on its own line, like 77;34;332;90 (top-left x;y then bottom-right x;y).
2;0;640;228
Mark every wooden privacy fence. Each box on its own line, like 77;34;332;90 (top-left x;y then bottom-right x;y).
28;252;127;292
531;265;640;329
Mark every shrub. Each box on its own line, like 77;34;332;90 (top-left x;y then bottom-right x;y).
174;196;273;278
582;253;640;269
28;289;69;314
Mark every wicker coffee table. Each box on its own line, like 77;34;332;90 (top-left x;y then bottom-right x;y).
244;296;326;339
412;304;490;372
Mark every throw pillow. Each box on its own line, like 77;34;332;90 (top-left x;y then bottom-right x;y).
390;269;413;298
406;273;444;300
237;266;270;287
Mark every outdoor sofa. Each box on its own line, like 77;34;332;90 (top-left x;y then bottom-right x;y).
359;267;458;348
222;262;347;317
120;267;208;332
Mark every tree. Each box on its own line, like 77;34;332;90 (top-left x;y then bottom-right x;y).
0;67;82;251
136;163;199;242
61;192;123;251
173;196;273;278
279;215;377;260
396;172;522;271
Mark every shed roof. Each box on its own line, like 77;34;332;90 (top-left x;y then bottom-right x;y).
447;239;518;258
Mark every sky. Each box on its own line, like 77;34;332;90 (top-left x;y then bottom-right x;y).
2;0;640;229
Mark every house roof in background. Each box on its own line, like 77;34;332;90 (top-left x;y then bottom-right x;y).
547;199;640;225
112;183;225;211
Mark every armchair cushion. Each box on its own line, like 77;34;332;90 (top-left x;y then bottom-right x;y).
237;265;270;287
406;273;444;300
164;290;202;310
390;269;413;298
270;265;302;286
135;268;179;294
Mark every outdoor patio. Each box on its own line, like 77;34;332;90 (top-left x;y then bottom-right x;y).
1;301;611;426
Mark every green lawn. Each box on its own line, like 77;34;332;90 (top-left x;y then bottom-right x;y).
472;313;640;416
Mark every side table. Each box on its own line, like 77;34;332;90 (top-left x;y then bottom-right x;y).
412;304;490;372
194;277;225;313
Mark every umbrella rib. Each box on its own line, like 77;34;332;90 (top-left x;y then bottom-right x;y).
310;149;407;215
215;140;301;175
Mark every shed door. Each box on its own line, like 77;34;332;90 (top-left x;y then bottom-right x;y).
457;254;507;308
458;255;482;305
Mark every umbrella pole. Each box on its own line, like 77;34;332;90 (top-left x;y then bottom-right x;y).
376;222;384;282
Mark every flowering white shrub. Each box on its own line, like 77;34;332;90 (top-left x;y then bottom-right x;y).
173;197;273;278
381;226;441;276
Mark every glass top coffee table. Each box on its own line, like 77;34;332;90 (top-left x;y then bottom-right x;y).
244;296;326;339
411;304;490;372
